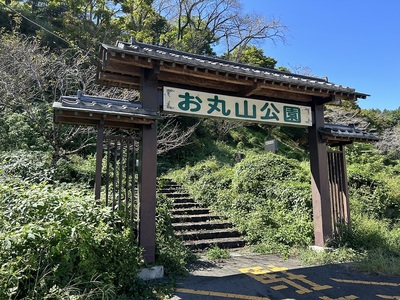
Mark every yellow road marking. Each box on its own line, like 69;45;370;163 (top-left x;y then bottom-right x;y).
285;271;332;291
320;295;359;300
270;284;287;291
239;266;331;295
238;266;272;275
331;278;400;287
376;295;400;299
266;264;288;272
175;288;270;300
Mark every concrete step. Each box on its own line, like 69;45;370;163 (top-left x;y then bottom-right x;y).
172;214;220;223
183;237;246;251
172;202;200;209
172;220;234;231
170;197;197;204
163;192;191;198
170;207;210;215
158;187;182;194
159;179;246;251
176;228;242;241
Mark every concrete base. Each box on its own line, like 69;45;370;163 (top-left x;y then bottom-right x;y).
309;245;333;253
138;265;164;280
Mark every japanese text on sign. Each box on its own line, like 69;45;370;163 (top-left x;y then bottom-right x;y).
163;87;312;126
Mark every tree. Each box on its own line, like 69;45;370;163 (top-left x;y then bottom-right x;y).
224;45;277;68
117;0;170;44
324;106;370;130
0;0;121;51
0;32;101;160
154;0;287;56
376;127;400;158
157;116;200;155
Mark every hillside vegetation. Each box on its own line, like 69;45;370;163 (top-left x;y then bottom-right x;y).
1;1;400;297
161;113;400;269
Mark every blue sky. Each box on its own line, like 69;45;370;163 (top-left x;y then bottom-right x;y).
242;0;400;111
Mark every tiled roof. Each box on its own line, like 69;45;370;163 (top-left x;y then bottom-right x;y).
53;91;157;128
97;39;369;102
55;91;156;117
116;40;365;97
319;124;379;143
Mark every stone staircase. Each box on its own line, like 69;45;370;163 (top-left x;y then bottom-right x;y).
159;180;245;251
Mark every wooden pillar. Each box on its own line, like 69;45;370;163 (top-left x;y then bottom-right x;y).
138;69;158;263
94;120;104;201
308;100;333;246
340;145;351;226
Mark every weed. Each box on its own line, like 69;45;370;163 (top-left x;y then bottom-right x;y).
206;245;230;261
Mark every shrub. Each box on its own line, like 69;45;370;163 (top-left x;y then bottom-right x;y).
172;153;314;250
0;150;53;183
232;152;308;197
54;154;98;185
0;179;139;298
155;193;193;277
348;163;399;220
0;178;188;299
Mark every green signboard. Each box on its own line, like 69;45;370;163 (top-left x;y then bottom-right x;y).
163;86;312;126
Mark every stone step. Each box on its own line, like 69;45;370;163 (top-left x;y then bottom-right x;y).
169;197;197;204
183;237;246;251
163;192;191;198
172;214;220;223
170;207;210;215
172;202;200;209
158;187;182;193
172;220;234;231
159;179;246;251
176;228;242;241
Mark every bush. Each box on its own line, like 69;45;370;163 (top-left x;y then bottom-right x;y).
54;154;98;185
172;153;314;250
0;179;137;298
348;163;399;220
155;193;193;277
0;150;108;188
0;150;53;183
0;178;187;299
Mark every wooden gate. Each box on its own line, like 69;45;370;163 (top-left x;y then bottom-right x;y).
103;132;140;227
327;146;350;236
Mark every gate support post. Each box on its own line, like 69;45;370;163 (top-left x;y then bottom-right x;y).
138;69;158;263
94;120;104;201
308;100;333;246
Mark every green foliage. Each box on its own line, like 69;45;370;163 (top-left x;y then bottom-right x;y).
232;152;308;195
0;151;99;186
226;45;277;68
53;154;98;185
171;153;314;251
0;177;189;298
118;0;169;45
206;245;230;261
0;112;48;151
360;108;395;133
0;150;53;183
299;247;360;265
0;179;142;299
335;215;400;275
354;248;400;276
346;144;400;220
229;125;267;149
155;193;193;277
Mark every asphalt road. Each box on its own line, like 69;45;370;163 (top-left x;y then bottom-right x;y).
170;250;400;300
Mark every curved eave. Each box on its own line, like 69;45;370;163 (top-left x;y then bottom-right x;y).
319;124;379;145
97;41;368;104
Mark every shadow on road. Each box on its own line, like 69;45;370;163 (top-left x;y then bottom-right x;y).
171;254;400;299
